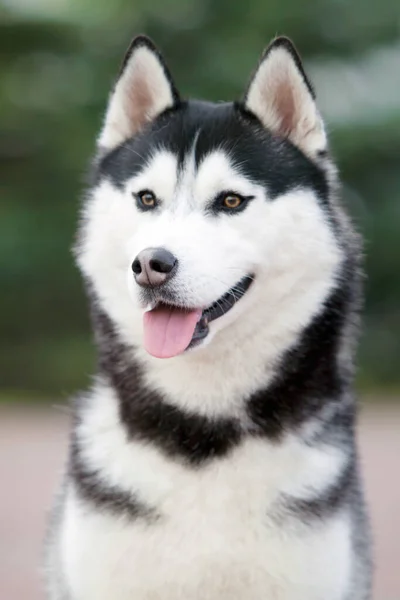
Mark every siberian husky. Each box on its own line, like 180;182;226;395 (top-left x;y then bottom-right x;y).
46;35;372;599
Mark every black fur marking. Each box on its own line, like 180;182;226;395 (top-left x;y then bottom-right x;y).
278;458;355;523
305;400;357;450
121;396;242;466
91;304;243;466
316;149;328;159
94;100;329;207
70;435;158;520
247;276;352;440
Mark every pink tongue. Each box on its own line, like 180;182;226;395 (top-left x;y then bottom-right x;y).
143;306;202;358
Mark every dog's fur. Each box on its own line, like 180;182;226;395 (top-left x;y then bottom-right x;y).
46;35;372;599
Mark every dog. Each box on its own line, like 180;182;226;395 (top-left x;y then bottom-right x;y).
46;35;372;599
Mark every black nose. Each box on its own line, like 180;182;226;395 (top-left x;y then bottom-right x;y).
132;247;178;287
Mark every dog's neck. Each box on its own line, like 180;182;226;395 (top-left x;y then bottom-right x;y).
90;268;354;450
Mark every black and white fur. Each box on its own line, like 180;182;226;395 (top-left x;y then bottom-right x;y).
46;36;372;599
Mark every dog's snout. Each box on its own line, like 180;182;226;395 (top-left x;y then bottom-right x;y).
132;247;178;287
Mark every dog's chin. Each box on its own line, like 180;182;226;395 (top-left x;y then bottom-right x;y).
186;275;255;351
139;274;255;358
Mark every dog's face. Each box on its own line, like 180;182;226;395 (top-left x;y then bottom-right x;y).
77;37;342;360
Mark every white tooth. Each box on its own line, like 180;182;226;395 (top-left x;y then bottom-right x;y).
144;303;154;313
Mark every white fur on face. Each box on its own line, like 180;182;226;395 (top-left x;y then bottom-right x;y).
77;146;342;414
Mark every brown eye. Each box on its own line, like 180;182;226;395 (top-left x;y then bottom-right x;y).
223;194;243;209
137;190;156;208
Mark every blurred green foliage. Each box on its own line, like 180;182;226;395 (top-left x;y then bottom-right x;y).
1;0;399;397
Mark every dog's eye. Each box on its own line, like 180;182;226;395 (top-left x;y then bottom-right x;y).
210;192;254;215
222;194;244;210
136;190;157;209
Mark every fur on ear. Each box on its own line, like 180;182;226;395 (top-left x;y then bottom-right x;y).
243;37;327;159
98;36;180;150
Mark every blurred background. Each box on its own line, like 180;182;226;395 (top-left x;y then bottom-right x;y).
0;0;399;599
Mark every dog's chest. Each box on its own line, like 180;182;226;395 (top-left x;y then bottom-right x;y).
62;436;351;600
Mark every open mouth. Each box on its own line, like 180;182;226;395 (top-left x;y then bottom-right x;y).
143;275;254;358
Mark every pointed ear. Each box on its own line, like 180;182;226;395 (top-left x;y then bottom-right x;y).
98;36;180;150
243;37;327;159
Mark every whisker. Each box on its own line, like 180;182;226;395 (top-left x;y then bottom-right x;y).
125;147;147;161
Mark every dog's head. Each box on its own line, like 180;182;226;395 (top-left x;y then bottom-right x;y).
77;36;343;361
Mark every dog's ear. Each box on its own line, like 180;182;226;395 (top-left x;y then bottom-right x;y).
243;37;327;159
98;36;180;150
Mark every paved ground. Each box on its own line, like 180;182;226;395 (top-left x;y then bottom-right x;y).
0;402;399;600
